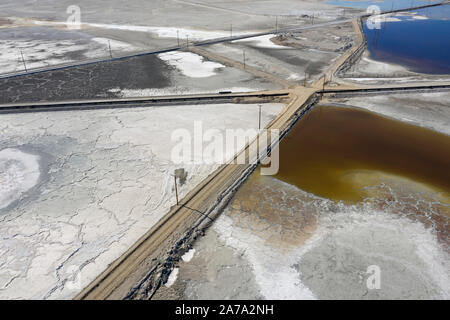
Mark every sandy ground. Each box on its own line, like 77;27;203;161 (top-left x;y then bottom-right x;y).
0;102;284;299
154;92;450;300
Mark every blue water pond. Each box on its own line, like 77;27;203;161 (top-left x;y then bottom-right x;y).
362;5;450;74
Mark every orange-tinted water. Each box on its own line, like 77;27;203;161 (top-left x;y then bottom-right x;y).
274;105;450;202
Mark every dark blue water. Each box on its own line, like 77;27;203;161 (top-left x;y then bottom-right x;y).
362;5;450;74
327;0;442;11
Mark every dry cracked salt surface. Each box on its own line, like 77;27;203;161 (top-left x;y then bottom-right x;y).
0;149;40;210
154;93;450;300
0;102;284;299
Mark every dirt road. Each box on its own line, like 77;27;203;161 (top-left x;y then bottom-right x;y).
75;6;450;299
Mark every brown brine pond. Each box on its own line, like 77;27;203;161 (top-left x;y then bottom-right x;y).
274;105;450;203
156;104;450;300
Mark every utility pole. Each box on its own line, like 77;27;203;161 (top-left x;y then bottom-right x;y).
230;24;233;38
108;40;112;58
276;16;278;34
258;104;262;130
173;175;179;205
186;35;189;48
20;50;27;72
177;30;180;46
304;71;307;87
243;50;246;69
322;75;326;96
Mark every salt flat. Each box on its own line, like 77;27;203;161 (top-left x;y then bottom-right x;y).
0;102;284;299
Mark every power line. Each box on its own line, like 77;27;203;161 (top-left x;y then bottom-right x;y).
20;50;27;72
